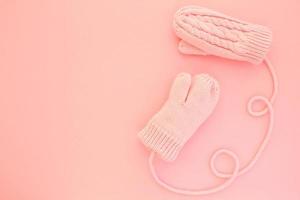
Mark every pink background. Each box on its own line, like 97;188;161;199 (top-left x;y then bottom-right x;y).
0;0;299;199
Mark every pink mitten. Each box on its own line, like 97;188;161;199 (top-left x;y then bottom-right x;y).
138;73;220;161
173;6;272;64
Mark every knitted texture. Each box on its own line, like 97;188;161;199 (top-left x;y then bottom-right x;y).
173;6;272;64
138;73;220;161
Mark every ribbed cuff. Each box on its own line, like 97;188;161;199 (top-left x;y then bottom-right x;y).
138;121;183;162
242;25;272;64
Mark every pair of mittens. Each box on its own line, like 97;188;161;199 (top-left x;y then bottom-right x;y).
138;73;220;161
138;5;272;162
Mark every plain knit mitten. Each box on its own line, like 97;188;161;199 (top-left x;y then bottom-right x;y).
138;73;220;161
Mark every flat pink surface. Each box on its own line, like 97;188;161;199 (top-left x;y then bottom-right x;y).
0;0;299;199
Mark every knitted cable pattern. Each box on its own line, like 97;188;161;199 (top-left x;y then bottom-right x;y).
173;6;272;64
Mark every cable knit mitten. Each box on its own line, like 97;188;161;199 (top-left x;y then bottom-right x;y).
173;6;272;64
138;73;220;161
